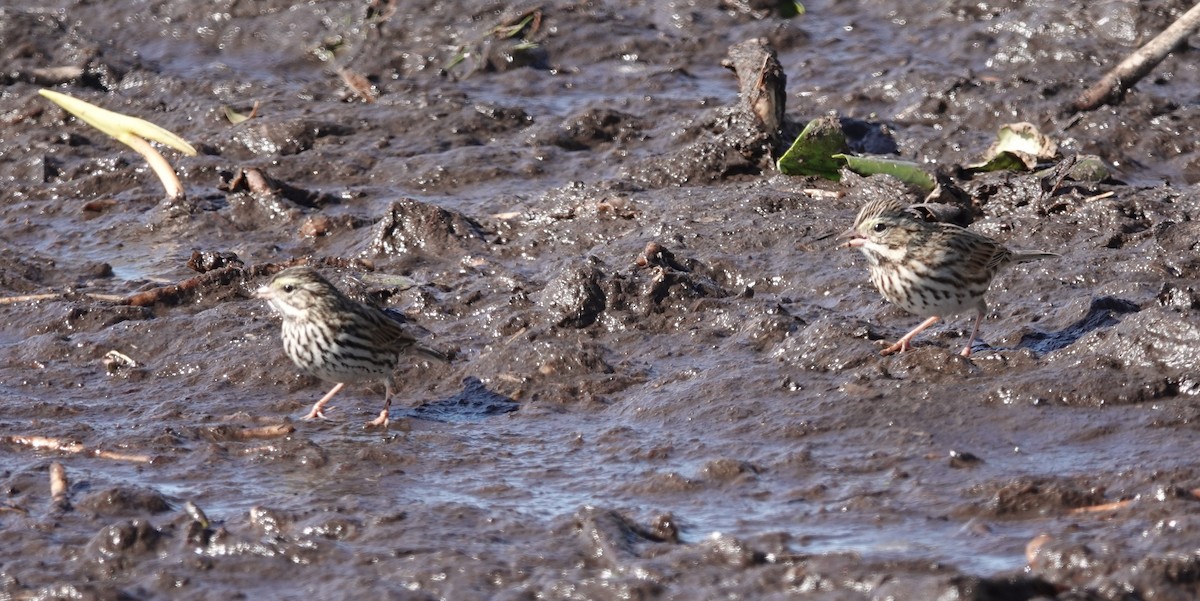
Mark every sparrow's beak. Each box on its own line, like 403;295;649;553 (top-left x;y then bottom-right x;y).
836;228;865;249
254;285;272;299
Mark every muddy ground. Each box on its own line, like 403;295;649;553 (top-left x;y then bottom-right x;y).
2;1;1200;599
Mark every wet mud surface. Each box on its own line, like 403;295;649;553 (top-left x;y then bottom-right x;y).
3;1;1200;599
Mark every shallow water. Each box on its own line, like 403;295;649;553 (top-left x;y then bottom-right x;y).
3;0;1200;599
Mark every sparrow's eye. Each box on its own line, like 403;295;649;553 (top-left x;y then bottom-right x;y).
282;284;295;293
872;222;888;233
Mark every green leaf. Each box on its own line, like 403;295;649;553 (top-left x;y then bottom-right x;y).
967;150;1031;173
776;117;847;179
834;154;936;192
493;13;536;39
779;1;806;17
442;49;469;72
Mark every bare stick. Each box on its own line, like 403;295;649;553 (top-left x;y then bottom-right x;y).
1072;3;1200;112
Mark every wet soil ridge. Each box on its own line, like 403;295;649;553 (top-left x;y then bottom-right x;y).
368;198;488;256
5;1;1200;599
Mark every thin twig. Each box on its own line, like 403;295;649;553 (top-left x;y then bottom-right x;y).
0;292;126;305
0;258;376;310
6;435;151;463
1068;498;1132;514
1082;190;1116;203
803;188;842;199
1066;487;1200;515
1071;3;1200;112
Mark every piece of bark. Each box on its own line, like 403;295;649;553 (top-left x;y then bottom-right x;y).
722;37;787;139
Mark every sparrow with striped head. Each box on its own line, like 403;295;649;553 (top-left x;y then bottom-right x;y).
842;198;1058;357
256;266;448;428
